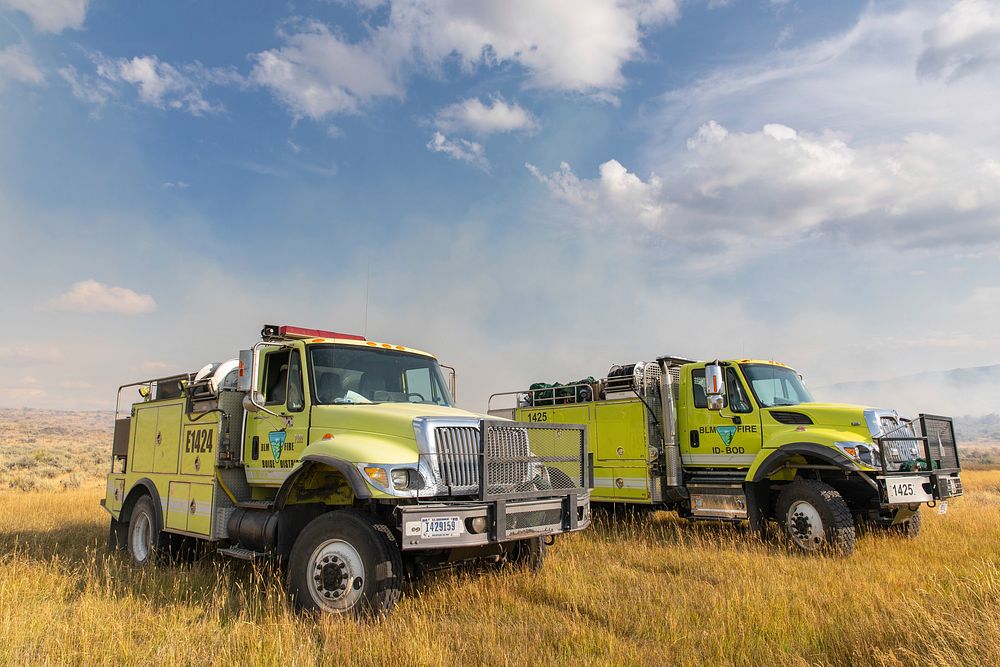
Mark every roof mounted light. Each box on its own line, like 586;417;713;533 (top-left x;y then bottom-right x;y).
261;324;366;341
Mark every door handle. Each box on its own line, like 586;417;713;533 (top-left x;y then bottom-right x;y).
690;430;700;448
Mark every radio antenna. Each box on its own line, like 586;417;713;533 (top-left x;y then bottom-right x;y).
363;257;371;338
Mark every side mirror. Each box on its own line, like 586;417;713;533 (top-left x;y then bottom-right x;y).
705;362;726;411
138;386;150;399
237;349;253;393
441;364;457;402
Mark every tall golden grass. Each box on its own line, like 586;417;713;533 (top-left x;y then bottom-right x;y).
0;470;997;667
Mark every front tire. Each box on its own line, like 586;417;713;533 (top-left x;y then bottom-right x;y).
286;511;402;617
776;480;856;556
503;536;547;572
891;509;922;537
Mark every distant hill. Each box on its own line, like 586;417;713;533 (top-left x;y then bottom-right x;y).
816;364;1000;442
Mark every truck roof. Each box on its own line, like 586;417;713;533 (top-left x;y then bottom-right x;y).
731;358;794;369
303;336;436;359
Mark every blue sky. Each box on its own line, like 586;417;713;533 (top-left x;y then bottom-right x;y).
1;0;999;414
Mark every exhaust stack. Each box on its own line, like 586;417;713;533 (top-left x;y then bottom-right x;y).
658;358;683;488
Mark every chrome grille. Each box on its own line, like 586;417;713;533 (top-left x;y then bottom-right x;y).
433;426;480;490
420;419;588;500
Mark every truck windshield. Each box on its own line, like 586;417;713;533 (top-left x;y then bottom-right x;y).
308;345;454;407
741;364;814;407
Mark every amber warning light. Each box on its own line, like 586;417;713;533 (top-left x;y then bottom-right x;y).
261;324;366;341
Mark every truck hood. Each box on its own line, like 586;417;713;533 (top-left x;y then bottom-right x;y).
310;402;486;440
767;402;871;428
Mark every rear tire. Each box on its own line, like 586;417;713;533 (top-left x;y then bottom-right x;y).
127;495;167;567
775;480;856;556
286;511;402;617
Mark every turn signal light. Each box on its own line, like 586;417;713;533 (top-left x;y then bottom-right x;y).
363;466;389;487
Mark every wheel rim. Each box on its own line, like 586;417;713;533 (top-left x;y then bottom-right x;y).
307;539;365;612
787;500;825;550
131;511;152;562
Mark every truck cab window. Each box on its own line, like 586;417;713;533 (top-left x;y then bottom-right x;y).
403;367;435;402
691;369;712;408
263;350;290;405
692;367;752;413
726;368;753;414
286;350;305;412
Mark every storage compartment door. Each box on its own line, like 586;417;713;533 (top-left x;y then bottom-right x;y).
187;483;214;536
180;422;217;476
153;403;182;475
166;482;190;531
614;466;651;502
130;407;157;473
594;401;649;463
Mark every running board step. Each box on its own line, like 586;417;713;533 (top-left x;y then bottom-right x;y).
217;547;269;561
687;483;748;520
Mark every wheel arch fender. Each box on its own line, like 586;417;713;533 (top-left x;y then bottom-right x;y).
748;443;859;483
274;455;373;511
120;478;164;528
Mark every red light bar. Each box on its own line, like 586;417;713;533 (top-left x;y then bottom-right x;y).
262;324;365;341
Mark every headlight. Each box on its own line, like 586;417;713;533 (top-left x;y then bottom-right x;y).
361;465;424;493
834;442;879;467
391;468;424;490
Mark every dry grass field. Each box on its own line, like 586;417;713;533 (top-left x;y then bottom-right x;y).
1;409;998;666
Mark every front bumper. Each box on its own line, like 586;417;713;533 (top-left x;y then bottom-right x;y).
396;492;590;551
876;471;963;507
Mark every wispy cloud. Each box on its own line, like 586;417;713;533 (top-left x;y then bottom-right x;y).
46;280;157;315
434;96;538;136
0;45;44;87
0;344;64;367
1;0;90;33
917;0;1000;82
426;132;489;171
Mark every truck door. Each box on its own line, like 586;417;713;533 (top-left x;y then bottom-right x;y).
682;364;760;468
244;346;310;486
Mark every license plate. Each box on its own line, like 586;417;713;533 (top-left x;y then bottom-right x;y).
420;516;462;538
938;500;948;515
882;475;934;504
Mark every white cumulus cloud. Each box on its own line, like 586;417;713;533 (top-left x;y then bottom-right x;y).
426;131;489;171
434;96;537;135
251;0;679;120
1;0;89;33
526;159;667;230
0;44;43;87
382;0;678;91
47;280;157;315
530;120;1000;249
917;0;1000;81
